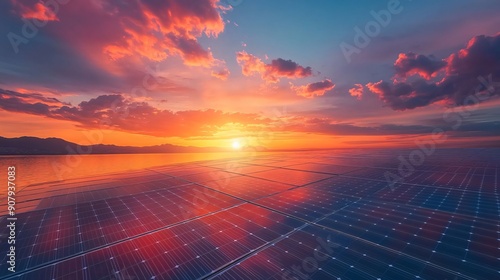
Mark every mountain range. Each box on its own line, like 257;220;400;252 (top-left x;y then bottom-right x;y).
0;136;251;155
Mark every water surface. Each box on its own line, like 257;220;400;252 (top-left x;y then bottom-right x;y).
0;152;244;187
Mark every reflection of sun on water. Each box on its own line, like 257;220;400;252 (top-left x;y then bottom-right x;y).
231;139;242;150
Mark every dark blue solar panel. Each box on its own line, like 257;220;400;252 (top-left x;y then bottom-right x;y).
1;149;499;279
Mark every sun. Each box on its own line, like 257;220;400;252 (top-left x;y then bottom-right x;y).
231;139;242;150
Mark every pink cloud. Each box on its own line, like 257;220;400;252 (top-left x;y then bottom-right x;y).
366;33;500;110
11;1;59;21
0;90;270;137
236;51;312;83
236;51;266;76
292;79;335;98
394;52;446;80
211;68;230;80
13;0;226;68
349;84;364;100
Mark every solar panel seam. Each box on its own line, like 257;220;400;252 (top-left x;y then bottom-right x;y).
9;178;191;211
242;171;335;189
374;188;500;224
147;168;301;204
0;179;196;218
248;196;481;280
339;173;498;195
20;170;171;196
319;205;498;268
322;199;498;276
2;150;497;279
0;173;186;215
311;217;475;279
0;200;247;279
202;223;312;280
219;168;302;187
262;164;366;176
38;173;175;193
147;168;378;279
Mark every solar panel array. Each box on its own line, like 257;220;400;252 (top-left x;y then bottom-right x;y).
0;149;499;279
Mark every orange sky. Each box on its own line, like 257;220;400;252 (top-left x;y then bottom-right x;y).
0;0;499;150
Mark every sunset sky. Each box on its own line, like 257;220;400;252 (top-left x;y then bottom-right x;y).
0;0;499;149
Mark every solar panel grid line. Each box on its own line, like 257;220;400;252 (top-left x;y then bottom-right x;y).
341;171;498;195
374;185;500;223
253;162;365;176
211;224;466;280
314;201;498;278
1;150;498;279
0;175;192;216
307;219;476;279
4;184;234;274
251;187;362;223
22;171;170;196
147;168;305;209
19;210;49;272
203;223;311;280
1;202;251;280
335;200;497;244
100;203;304;280
243;169;335;189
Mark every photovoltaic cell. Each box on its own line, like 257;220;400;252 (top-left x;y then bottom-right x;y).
1;148;499;279
201;175;295;201
247;169;332;186
210;225;467;280
4;203;305;279
316;200;499;279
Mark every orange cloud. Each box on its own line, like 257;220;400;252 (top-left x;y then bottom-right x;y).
236;51;267;76
0;90;269;138
349;84;364;100
211;68;230;80
394;52;446;80
100;1;224;66
292;79;335;98
236;51;312;83
10;0;225;69
12;1;59;21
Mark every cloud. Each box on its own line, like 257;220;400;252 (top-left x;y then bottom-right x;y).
236;51;312;83
10;0;59;21
211;68;230;80
0;89;269;137
292;79;335;98
348;84;364;100
280;117;436;135
366;80;443;110
236;51;266;76
95;0;225;66
0;0;227;92
394;52;446;80
268;58;312;79
366;34;500;110
0;89;55;115
0;88;68;105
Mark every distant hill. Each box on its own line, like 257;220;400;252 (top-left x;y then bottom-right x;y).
0;136;251;155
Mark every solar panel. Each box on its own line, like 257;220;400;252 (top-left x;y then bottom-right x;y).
0;149;499;279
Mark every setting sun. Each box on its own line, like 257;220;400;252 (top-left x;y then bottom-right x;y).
231;139;242;150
